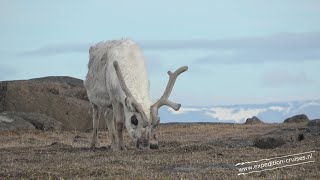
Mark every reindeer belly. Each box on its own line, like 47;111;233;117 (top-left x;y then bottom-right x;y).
87;86;111;108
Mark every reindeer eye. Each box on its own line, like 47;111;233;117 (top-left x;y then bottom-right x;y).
131;115;138;126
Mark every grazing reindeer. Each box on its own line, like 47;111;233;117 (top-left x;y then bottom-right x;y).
84;39;187;150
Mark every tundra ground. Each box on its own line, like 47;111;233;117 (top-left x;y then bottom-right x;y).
0;123;319;179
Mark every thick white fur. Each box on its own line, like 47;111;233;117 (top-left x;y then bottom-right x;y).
84;39;152;146
85;39;152;118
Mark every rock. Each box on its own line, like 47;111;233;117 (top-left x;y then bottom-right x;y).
307;119;320;127
253;135;286;149
3;111;62;131
0;111;62;132
245;116;264;124
283;114;309;123
0;76;105;131
253;127;318;149
0;112;35;131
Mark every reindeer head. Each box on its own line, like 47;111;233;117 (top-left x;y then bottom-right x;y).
113;61;188;149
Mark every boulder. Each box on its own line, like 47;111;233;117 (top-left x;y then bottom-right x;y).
254;127;318;149
245;116;264;124
1;111;62;131
0;76;106;131
253;135;286;149
283;114;309;123
307;119;320;127
0;112;35;131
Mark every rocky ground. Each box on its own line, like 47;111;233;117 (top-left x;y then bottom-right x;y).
0;123;319;179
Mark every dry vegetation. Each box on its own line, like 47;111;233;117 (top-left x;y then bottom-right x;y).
0;123;319;179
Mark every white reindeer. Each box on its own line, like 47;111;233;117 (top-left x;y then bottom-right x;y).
84;39;187;150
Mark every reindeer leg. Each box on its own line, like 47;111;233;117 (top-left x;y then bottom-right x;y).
103;108;114;149
112;102;126;150
106;113;116;150
90;103;100;148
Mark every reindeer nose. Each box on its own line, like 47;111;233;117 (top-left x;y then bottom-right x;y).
136;139;150;149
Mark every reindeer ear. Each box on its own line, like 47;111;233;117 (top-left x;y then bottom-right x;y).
125;97;136;112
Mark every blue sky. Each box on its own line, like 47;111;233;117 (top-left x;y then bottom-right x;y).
1;0;320;106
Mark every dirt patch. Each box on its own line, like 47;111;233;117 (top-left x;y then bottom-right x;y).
206;137;254;148
177;144;213;152
159;140;182;148
162;163;237;173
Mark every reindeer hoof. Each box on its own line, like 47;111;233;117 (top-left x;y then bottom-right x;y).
150;142;159;149
90;144;98;149
120;145;127;150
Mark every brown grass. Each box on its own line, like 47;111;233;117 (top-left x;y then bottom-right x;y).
0;123;319;179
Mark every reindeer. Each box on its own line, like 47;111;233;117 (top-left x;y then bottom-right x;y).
84;39;187;150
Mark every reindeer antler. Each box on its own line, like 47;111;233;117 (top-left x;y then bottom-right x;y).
113;61;149;126
150;66;188;126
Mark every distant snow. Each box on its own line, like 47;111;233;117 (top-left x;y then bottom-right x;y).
163;99;320;123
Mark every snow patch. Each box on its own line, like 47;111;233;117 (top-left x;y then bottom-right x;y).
168;107;205;115
268;106;288;113
205;107;267;123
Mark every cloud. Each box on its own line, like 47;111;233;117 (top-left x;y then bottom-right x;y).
192;32;320;64
262;70;314;87
140;32;320;52
298;101;320;110
20;43;90;56
18;32;320;64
